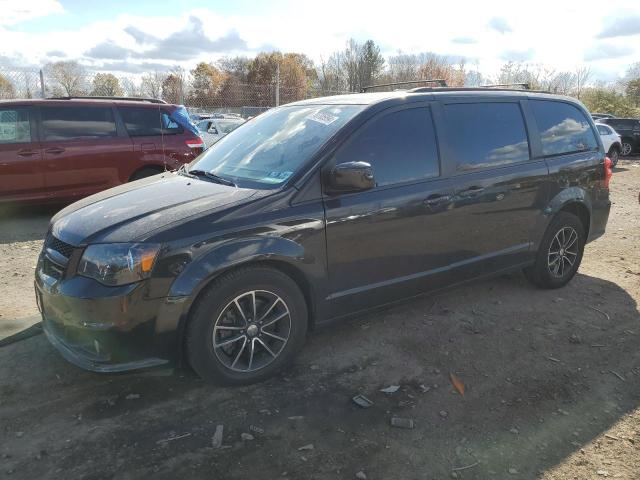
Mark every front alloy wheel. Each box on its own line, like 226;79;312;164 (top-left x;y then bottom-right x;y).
186;266;308;385
213;290;291;372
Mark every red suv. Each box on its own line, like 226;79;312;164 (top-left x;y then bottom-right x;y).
0;97;204;203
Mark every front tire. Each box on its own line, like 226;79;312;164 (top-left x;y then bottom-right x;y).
524;212;585;289
186;266;308;385
621;142;633;157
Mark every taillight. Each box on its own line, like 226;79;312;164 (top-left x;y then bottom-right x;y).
603;156;613;188
185;138;205;150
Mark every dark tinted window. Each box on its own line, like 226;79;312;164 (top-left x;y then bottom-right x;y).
531;100;598;156
333;107;439;187
118;107;182;136
0;108;31;144
41;106;116;141
444;102;529;171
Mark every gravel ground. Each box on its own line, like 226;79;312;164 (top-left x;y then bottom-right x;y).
0;158;638;479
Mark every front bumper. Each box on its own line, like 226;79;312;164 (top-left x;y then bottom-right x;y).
35;258;185;373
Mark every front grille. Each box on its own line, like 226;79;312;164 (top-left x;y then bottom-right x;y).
46;233;75;259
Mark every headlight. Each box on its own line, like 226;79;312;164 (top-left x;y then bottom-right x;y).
78;243;160;286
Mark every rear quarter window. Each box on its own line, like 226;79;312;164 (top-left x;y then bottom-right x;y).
531;100;598;156
443;102;530;172
118;106;183;136
0;107;31;144
41;106;117;141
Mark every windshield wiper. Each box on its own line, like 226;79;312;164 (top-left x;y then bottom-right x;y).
186;168;237;187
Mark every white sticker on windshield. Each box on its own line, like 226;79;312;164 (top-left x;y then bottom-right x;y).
307;111;338;126
260;171;293;183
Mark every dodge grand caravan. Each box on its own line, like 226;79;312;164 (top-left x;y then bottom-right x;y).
0;97;204;203
36;88;612;385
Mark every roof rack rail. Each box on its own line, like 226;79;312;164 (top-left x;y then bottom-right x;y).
47;96;167;104
360;79;447;92
481;83;530;90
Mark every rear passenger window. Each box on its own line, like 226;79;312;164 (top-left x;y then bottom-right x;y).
333;107;439;187
444;102;530;171
531;100;598;156
118;107;183;136
41;106;116;141
596;125;610;135
0;108;31;144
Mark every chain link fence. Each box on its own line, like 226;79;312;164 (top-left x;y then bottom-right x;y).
0;67;350;118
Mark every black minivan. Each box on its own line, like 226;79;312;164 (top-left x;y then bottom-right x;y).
36;88;612;384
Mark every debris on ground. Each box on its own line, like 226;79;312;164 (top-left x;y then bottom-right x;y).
125;394;140;400
211;424;224;448
419;384;431;393
240;433;254;441
439;410;449;419
249;425;264;434
298;444;314;451
449;373;465;396
569;333;582;344
380;385;400;394
355;471;367;479
508;467;518;474
390;417;415;429
156;432;191;444
352;394;374;408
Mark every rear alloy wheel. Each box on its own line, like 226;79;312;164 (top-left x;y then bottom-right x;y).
621;142;633;157
524;212;585;289
186;266;308;385
608;148;620;166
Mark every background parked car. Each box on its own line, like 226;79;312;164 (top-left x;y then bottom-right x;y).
591;113;616;121
595;122;622;165
0;97;205;203
197;117;245;148
598;118;640;157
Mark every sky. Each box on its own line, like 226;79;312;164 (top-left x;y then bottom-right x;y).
0;0;639;81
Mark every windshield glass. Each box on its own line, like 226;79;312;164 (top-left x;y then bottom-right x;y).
189;104;364;188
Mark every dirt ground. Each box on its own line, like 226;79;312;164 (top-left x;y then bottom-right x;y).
0;159;639;480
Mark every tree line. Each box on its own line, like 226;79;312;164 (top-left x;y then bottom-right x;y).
1;38;639;116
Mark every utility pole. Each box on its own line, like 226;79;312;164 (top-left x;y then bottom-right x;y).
275;62;280;107
39;69;45;98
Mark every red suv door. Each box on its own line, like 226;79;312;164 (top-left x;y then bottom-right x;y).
0;105;47;202
39;103;133;200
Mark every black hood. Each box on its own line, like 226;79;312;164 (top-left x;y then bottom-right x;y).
51;173;259;245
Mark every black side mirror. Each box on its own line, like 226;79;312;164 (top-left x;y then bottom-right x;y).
327;161;375;193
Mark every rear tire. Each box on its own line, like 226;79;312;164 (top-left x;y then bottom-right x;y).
524;212;585;289
186;266;308;385
621;142;633;157
129;167;162;181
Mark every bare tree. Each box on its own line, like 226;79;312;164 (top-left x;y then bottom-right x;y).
141;71;167;99
44;60;87;96
574;66;592;99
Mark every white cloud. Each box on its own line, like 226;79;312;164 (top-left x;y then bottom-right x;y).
0;0;638;81
0;0;64;26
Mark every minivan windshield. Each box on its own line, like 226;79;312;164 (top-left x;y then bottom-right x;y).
188;104;364;188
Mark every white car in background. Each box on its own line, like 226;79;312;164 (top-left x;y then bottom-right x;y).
197;118;245;148
595;122;622;166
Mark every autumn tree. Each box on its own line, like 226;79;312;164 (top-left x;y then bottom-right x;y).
625;78;640;107
189;62;225;107
217;56;251;83
44;60;87;96
0;74;16;99
91;73;123;96
162;73;183;104
582;87;639;117
247;52;311;105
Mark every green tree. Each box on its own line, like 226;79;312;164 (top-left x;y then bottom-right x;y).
91;73;123;96
581;87;639;117
625;78;640;107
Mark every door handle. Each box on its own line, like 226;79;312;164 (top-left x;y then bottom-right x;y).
423;194;452;206
458;186;485;197
45;147;65;154
17;149;38;157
